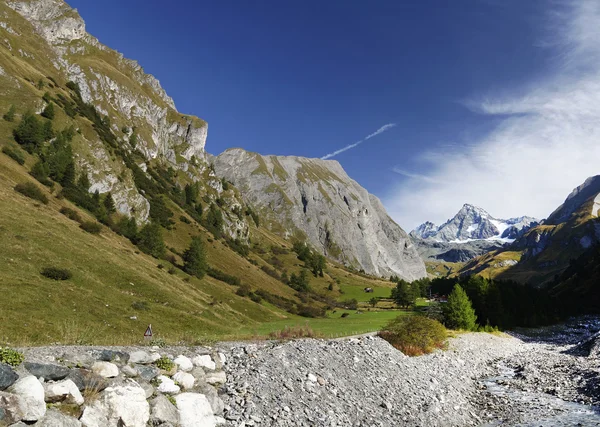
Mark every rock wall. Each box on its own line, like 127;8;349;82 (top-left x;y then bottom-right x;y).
0;345;228;426
214;149;426;281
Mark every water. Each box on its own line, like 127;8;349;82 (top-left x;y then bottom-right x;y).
481;362;600;426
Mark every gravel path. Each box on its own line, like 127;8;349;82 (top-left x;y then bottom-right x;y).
220;319;600;427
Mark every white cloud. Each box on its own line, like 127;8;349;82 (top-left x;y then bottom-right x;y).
384;0;600;231
322;123;396;160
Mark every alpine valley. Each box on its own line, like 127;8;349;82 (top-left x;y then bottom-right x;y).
0;0;425;345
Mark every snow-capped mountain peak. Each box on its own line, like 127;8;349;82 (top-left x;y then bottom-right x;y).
410;204;538;244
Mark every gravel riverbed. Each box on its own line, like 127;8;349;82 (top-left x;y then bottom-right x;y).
219;318;600;427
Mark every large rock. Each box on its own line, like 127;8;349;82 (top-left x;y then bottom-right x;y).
134;364;160;381
197;383;224;415
175;393;215;427
214;149;426;280
81;382;149;427
174;355;193;372
156;376;180;394
205;371;226;386
129;351;153;365
173;372;195;390
66;369;107;393
7;376;46;421
0;391;25;424
43;379;84;405
24;363;70;381
91;362;119;378
96;350;130;365
36;409;82;427
0;363;18;391
150;395;179;425
192;355;215;371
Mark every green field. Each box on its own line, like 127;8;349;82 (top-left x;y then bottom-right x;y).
337;284;393;302
231;309;412;339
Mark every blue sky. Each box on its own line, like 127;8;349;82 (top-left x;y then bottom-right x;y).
66;0;600;230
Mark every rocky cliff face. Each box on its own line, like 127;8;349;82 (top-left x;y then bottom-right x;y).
4;0;210;222
213;149;426;281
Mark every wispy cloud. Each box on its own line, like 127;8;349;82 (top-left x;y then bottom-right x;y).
384;0;600;231
321;123;396;160
391;167;441;184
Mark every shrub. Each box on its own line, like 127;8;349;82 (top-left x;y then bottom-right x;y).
379;315;447;356
297;304;326;318
2;146;25;165
0;347;24;367
14;182;48;204
249;292;262;303
207;268;241;286
131;301;149;311
236;283;251;297
155;356;174;371
41;267;72;280
59;207;82;223
79;221;102;234
3;104;16;122
41;102;55;120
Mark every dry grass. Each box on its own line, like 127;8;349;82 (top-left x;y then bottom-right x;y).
268;324;320;340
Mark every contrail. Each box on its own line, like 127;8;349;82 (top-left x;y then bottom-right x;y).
321;123;396;160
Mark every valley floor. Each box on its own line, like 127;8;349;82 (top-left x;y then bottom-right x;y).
219;318;600;426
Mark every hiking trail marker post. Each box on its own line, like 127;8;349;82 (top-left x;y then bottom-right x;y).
144;324;153;341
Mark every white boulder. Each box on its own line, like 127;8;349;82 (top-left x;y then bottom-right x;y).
174;355;193;372
192;355;215;370
156;375;180;394
175;393;216;427
173;371;195;390
91;361;119;378
205;371;227;386
8;375;46;421
44;379;84;405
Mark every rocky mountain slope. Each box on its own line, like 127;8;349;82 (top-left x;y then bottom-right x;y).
460;175;600;283
0;0;424;282
0;0;420;345
213;149;426;280
410;204;538;263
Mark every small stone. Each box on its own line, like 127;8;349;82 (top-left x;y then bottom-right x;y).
307;373;317;383
24;363;70;381
35;408;83;426
173;371;195;390
135;364;160;381
91;361;119;378
192;355;216;370
129;350;153;364
205;371;226;386
96;350;130;365
0;363;18;391
157;375;181;394
140;382;155;399
43;379;84;405
121;365;138;377
174;355;194;372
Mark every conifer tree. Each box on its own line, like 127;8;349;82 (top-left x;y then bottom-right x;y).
443;284;477;330
183;236;208;279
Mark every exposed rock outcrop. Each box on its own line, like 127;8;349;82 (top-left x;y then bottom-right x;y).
214;149;426;280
